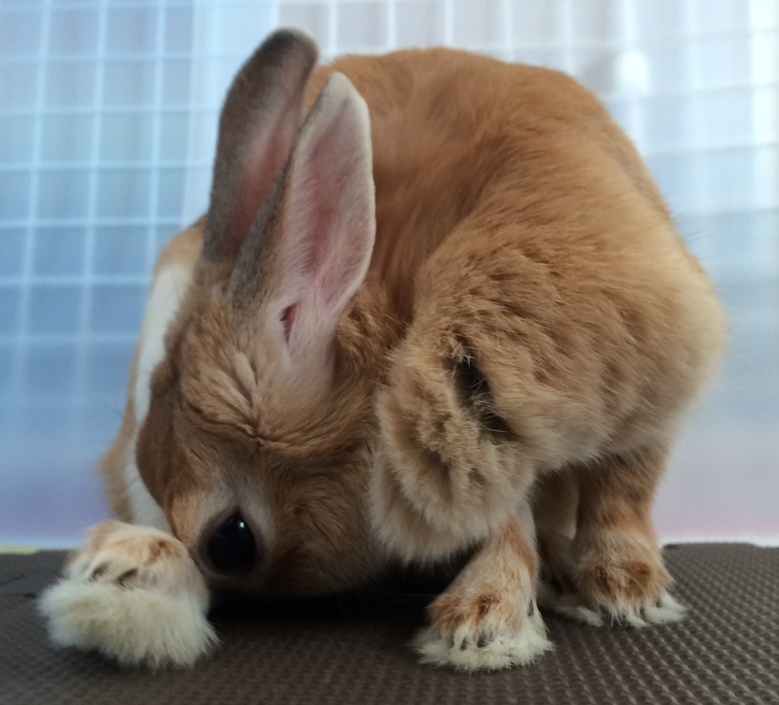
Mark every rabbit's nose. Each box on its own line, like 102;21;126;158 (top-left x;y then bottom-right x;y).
205;513;259;573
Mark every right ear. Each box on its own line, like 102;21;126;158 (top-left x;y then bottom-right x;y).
228;72;375;369
202;28;318;264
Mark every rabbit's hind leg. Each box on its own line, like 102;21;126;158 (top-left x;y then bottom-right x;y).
567;448;685;627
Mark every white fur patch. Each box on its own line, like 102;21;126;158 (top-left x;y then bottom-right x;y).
134;264;193;424
125;263;193;528
124;450;170;530
39;581;216;669
414;607;552;672
537;584;686;627
39;523;216;669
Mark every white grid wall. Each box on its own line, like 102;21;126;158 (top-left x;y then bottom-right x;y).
2;1;194;413
0;0;777;545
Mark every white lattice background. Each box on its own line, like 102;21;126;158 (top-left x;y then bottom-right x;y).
0;0;777;545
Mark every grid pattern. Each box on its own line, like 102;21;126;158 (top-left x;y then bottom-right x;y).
3;545;779;705
0;0;777;545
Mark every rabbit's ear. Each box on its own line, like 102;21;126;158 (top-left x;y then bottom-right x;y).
231;72;375;365
203;29;318;264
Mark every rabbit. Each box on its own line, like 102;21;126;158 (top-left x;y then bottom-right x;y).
40;28;726;672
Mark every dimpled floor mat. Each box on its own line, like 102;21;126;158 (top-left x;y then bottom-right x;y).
0;543;777;705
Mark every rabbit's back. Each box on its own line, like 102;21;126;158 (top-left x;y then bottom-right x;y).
343;49;727;558
308;49;686;321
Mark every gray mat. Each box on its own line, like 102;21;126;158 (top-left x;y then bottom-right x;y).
0;544;777;705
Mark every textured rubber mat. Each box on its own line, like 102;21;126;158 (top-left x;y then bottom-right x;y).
0;544;777;705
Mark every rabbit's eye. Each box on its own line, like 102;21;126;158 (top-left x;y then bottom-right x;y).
207;513;257;572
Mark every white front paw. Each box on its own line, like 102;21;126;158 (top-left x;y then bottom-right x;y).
39;522;217;669
416;585;552;673
414;602;551;672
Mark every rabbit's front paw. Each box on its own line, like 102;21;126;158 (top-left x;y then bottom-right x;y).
415;589;551;672
39;521;216;668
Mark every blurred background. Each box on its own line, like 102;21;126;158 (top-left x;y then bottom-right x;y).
0;0;777;547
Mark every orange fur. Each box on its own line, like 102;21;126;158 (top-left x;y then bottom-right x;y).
66;521;200;594
570;449;674;611
430;519;537;636
98;219;204;521
85;31;725;667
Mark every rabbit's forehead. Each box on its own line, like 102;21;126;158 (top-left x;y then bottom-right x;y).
173;310;345;447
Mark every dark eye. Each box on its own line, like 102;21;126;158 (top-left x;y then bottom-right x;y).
207;513;257;573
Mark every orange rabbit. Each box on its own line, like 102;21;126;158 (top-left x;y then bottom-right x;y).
40;28;726;671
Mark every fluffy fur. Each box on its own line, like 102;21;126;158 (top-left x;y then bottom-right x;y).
41;29;726;671
39;522;216;668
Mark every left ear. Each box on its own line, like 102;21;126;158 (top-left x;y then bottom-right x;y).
230;72;376;362
201;29;319;265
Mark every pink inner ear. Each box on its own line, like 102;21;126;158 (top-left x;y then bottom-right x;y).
281;303;298;344
271;73;374;354
288;139;365;312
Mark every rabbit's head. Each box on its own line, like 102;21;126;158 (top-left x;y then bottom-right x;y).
133;30;389;596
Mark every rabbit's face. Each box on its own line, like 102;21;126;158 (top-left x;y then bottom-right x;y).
129;31;382;595
134;272;384;596
116;31;383;596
